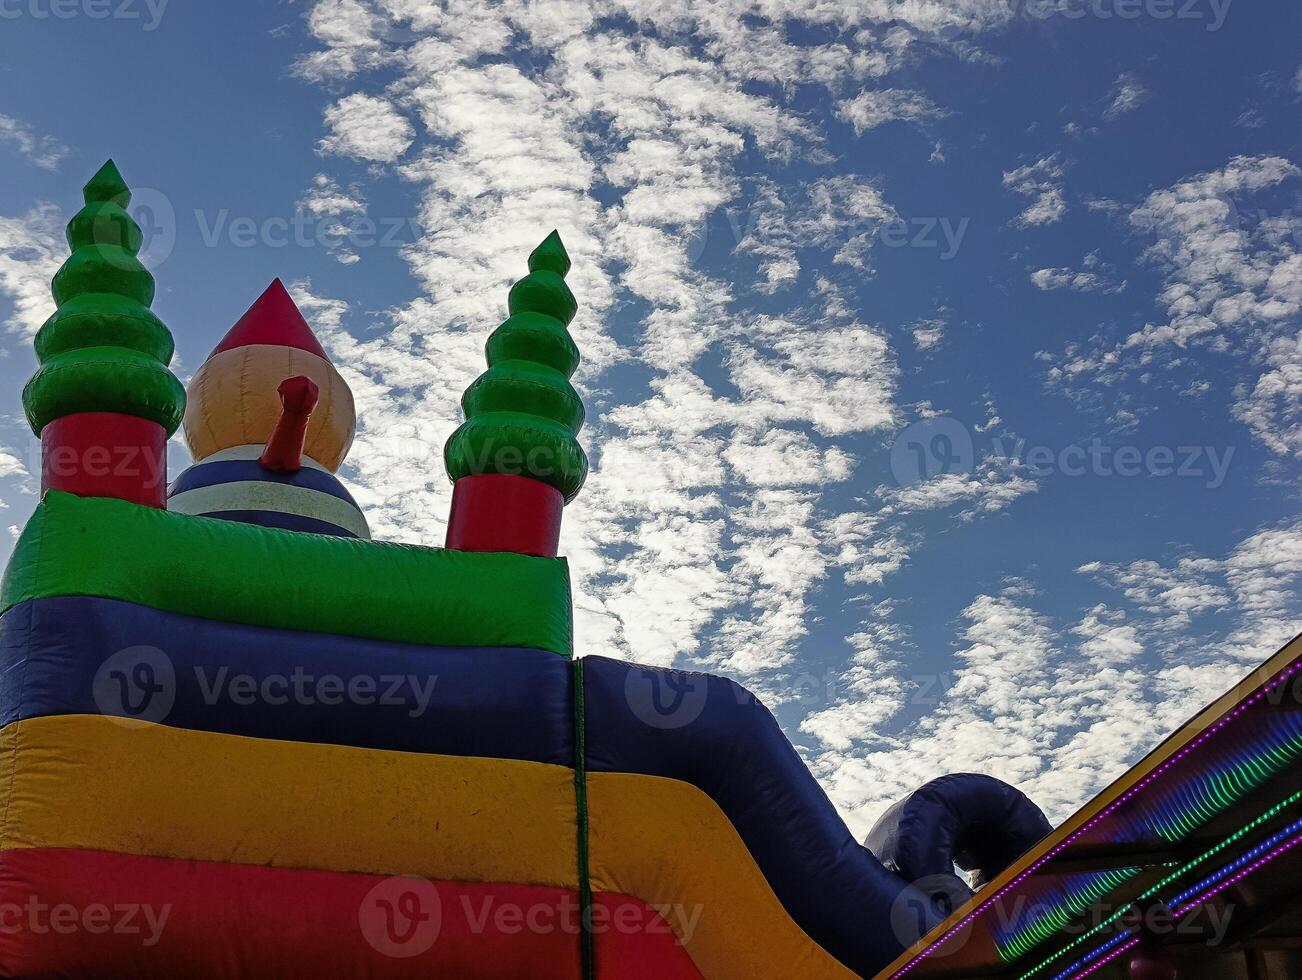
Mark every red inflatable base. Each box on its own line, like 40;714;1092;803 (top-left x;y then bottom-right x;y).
40;413;167;508
446;474;564;557
0;848;702;979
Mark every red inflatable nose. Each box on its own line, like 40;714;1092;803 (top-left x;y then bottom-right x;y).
277;375;321;415
259;375;320;473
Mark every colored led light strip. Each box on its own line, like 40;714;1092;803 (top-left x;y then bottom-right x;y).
996;867;1140;961
889;658;1302;979
1017;790;1302;980
1049;931;1131;980
1051;821;1302;980
1170;816;1302;906
1063;937;1139;980
1018;790;1302;979
1059;831;1302;980
1171;828;1302;915
1146;714;1302;842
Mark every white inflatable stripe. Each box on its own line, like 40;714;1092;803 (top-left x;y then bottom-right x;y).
193;444;331;473
168;480;371;539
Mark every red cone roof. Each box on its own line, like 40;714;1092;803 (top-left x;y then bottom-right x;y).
211;279;328;360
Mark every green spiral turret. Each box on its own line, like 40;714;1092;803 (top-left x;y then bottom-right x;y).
23;160;185;436
444;230;587;502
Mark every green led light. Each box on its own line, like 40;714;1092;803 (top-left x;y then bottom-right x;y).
998;868;1140;961
1016;789;1302;980
1151;728;1302;842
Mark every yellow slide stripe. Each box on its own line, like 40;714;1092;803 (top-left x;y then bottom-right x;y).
587;771;856;980
0;715;577;888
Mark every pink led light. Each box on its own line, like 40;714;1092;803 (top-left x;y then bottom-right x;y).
889;659;1302;979
1171;831;1302;916
1046;826;1302;980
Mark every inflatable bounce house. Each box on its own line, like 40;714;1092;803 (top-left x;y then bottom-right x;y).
0;162;1298;980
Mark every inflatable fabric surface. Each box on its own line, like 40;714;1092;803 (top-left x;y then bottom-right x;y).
167;447;372;539
1;491;572;655
582;657;940;977
0;495;937;978
0;851;701;979
864;773;1052;892
184;343;356;471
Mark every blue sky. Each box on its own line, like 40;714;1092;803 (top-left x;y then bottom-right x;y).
0;0;1300;836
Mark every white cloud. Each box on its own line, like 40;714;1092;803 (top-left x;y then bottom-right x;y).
1234;330;1302;458
806;521;1302;834
1043;155;1302;455
577;288;901;670
809;591;1110;832
711;489;831;675
1103;72;1149;120
1078;523;1302;662
294;0;392;81
319;93;415;162
911;318;945;350
297;175;369;264
1030;253;1125;293
0;204;63;337
877;451;1038;521
0;451;27;480
724;429;854;487
294;0;1018;91
800;613;907;750
1003;154;1067;227
737;176;897;291
824;511;914;587
1031;267;1091;290
1072;605;1143;665
1125;155;1300;349
837;88;948;134
299;173;366;217
0;114;68;171
727;310;899;438
974;397;1003;433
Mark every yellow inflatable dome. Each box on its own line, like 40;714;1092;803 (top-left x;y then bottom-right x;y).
183;279;355;472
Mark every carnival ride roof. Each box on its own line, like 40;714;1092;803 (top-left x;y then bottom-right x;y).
878;631;1302;980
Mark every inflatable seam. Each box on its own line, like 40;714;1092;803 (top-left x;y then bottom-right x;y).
1;510;51;851
0;604;33;850
573;656;594;980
